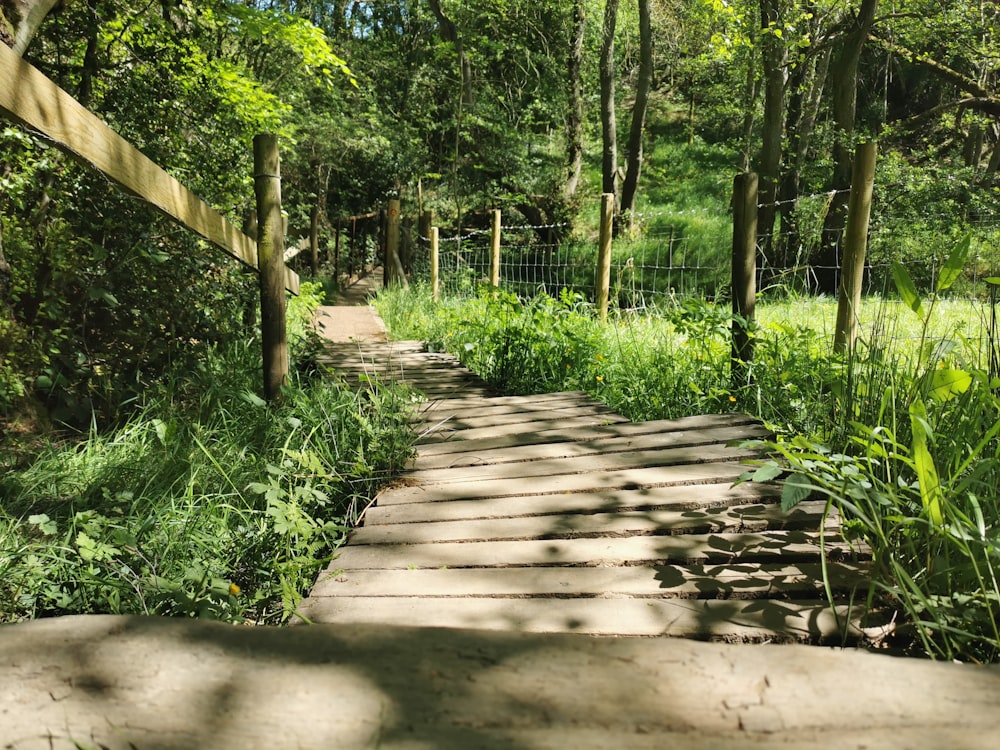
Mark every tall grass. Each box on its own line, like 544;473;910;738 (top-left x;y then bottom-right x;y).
0;284;416;624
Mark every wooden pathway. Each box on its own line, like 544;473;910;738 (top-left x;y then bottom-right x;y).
301;340;870;643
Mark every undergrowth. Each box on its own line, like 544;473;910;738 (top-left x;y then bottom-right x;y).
0;283;417;625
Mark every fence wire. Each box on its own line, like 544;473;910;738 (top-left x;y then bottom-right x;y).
403;198;1000;309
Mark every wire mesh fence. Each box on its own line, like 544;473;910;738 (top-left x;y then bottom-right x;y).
403;193;1000;310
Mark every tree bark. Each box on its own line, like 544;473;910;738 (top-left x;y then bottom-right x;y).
776;42;830;272
564;0;585;201
599;0;620;208
427;0;474;107
619;0;653;224
1;0;60;54
757;0;786;264
814;0;879;295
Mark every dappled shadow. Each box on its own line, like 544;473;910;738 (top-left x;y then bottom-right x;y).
5;612;1000;748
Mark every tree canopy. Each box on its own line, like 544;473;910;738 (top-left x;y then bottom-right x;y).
2;0;1000;421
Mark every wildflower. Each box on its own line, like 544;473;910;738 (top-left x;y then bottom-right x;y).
229;583;241;596
596;375;604;382
729;395;737;403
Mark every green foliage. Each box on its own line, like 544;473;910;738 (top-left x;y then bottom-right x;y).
0;341;416;625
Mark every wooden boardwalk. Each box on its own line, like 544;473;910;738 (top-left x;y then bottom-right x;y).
301;340;870;643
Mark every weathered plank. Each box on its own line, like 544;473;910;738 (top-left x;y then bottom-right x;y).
417;413;631;443
349;501;831;545
409;424;771;472
297;595;863;641
414;393;608;422
309;561;868;599
378;452;762;505
406;445;765;487
0;43;299;294
420;390;596;413
410;403;625;433
363;474;773;525
330;530;862;570
415;413;756;454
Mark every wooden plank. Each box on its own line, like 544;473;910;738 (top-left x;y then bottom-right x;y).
350;501;831;545
309;561;869;599
378;451;762;505
409;424;771;471
403;443;765;487
420;390;595;413
414;398;610;425
417;413;632;443
0;43;299;295
330;530;862;570
408;403;624;432
415;414;756;455
364;474;772;525
297;595;862;641
365;474;771;525
323;340;425;353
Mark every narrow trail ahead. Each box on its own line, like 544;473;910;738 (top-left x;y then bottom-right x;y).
303;272;871;644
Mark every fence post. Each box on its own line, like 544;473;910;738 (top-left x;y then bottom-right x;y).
834;142;878;353
731;172;758;389
596;193;614;323
490;208;502;287
333;217;341;279
309;203;320;276
385;198;408;288
430;226;440;302
253;133;288;402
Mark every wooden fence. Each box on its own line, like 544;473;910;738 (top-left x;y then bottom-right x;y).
380;142;877;385
0;42;298;400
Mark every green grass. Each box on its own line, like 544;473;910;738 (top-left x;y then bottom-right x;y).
0;284;417;625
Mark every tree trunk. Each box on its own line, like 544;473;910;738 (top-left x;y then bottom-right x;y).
814;0;879;295
776;42;829;274
757;0;785;264
739;42;759;173
1;0;60;54
620;0;653;224
564;0;585;201
427;0;474;107
600;0;620;208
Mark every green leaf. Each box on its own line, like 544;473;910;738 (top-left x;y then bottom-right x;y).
927;368;972;403
936;234;971;293
781;474;814;511
909;399;944;527
892;261;923;316
750;462;783;483
28;513;57;536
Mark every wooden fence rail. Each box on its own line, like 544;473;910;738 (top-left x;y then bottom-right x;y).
0;43;299;296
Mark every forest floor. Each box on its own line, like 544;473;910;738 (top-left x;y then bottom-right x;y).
3;271;1000;749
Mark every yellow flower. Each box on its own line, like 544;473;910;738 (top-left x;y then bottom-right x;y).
729;396;737;403
596;375;604;382
228;583;241;596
